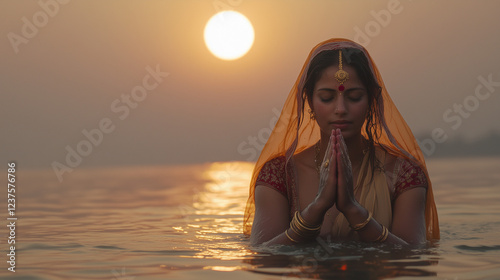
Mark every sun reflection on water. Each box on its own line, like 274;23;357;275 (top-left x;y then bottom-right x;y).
196;162;254;221
174;162;256;261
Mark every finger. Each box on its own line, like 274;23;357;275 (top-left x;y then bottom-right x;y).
319;132;334;187
330;141;336;180
335;143;343;202
336;142;343;181
336;130;344;156
332;129;337;148
337;130;351;170
324;135;334;170
322;131;333;164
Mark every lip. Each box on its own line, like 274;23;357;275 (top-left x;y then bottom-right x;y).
331;120;352;125
330;120;352;130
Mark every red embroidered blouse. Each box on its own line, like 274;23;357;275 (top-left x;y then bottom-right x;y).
256;155;427;201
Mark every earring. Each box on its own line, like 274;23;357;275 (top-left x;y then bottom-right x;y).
308;109;316;120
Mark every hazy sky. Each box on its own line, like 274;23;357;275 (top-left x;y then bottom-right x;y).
2;1;500;173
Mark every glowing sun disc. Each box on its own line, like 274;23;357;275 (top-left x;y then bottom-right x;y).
204;11;255;61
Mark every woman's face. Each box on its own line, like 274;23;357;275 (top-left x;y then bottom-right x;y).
311;64;370;140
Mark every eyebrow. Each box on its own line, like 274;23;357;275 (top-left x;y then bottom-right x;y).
316;87;366;93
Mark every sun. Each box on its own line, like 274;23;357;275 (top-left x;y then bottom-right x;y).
204;11;255;61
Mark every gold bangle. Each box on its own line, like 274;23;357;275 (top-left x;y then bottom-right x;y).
373;225;389;242
350;211;372;231
290;220;313;238
289;221;305;238
373;226;385;242
289;212;320;239
291;218;316;238
379;226;389;242
285;228;299;243
295;211;321;231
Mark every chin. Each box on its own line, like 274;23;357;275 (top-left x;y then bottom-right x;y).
339;129;353;138
339;129;362;142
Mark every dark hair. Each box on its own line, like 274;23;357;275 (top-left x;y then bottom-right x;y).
302;48;384;177
303;48;379;104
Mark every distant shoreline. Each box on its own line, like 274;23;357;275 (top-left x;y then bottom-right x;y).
417;132;500;159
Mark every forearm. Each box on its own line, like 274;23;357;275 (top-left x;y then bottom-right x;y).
262;202;328;246
301;200;330;226
342;203;409;246
260;231;294;246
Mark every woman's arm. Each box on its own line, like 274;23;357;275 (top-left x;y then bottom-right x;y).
250;184;332;246
390;186;427;244
341;186;427;246
250;185;290;245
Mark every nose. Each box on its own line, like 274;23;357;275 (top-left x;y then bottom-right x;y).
335;95;347;115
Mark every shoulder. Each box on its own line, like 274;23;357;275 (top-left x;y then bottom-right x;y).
259;156;286;173
392;156;428;200
256;156;287;196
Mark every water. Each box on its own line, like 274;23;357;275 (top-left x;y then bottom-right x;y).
2;157;500;280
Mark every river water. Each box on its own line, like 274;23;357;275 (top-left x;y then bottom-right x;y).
2;157;500;279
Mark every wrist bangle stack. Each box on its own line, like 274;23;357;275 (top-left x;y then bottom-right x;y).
373;225;389;242
288;211;321;241
350;211;372;231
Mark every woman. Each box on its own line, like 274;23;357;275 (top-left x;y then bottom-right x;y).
244;38;439;246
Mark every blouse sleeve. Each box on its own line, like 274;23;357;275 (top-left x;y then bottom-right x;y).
255;156;287;197
393;158;428;200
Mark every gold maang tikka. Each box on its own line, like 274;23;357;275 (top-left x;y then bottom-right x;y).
334;50;349;92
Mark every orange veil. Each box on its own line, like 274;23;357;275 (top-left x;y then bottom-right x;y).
243;38;439;241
